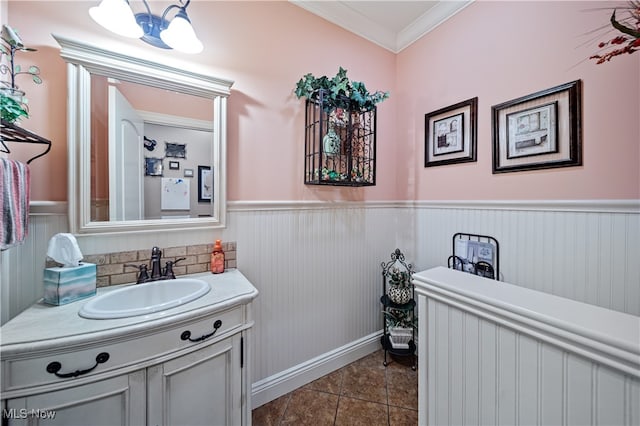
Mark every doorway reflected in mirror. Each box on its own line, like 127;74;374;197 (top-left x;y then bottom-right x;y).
90;75;214;222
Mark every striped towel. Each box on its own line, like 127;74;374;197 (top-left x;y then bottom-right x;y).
0;158;30;250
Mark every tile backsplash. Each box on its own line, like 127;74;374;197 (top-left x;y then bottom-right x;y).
47;242;237;287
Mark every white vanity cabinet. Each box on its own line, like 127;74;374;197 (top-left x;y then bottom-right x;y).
4;370;147;426
1;270;258;426
147;333;243;426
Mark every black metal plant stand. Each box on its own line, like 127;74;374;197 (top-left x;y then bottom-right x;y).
380;248;416;370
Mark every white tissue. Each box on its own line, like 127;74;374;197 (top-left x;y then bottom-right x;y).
47;233;83;267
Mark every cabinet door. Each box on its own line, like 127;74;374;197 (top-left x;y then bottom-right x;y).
147;334;242;426
3;370;146;426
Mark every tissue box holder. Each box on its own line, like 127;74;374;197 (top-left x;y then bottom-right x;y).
43;263;97;306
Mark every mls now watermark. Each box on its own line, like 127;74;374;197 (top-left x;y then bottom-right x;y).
3;408;57;420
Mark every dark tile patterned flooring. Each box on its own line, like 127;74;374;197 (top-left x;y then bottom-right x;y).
251;350;418;426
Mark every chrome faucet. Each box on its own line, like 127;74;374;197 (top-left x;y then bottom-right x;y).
125;246;185;284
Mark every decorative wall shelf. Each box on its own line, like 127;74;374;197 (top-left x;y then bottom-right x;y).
304;90;376;186
0;119;51;164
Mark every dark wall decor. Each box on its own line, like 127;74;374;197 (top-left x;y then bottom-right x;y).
424;97;478;167
165;142;186;158
198;165;213;202
294;68;388;187
168;161;180;170
448;232;500;281
143;136;157;151
304;89;377;186
144;157;163;176
492;80;582;173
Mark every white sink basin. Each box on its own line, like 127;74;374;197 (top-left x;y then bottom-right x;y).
79;278;211;319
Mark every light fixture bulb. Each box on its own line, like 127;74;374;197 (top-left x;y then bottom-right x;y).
89;0;143;39
160;10;203;54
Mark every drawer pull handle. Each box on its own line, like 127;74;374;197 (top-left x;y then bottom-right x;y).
180;320;222;343
46;352;110;378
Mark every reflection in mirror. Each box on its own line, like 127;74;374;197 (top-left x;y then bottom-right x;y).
90;76;214;221
55;35;233;234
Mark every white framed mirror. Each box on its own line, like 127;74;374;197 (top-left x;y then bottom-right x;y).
55;35;233;234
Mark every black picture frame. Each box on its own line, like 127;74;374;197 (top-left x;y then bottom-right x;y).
492;80;582;173
425;97;477;167
168;161;180;170
165;142;186;158
144;157;163;176
197;165;213;203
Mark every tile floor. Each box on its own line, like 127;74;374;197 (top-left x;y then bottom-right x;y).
251;350;418;426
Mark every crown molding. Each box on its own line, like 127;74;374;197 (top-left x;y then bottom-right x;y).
397;1;472;52
291;0;397;51
290;1;472;53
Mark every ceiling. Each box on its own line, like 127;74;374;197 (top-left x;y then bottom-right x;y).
290;1;472;53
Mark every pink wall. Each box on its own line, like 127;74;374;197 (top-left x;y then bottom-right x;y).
5;1;397;202
397;1;639;200
5;1;639;202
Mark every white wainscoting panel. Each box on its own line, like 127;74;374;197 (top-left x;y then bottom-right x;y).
415;267;640;426
1;211;68;325
415;202;640;315
2;199;638;412
228;204;413;403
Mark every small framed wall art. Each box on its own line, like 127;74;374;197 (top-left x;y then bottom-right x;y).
492;80;582;173
168;161;180;170
425;97;478;167
198;165;213;202
165;142;186;158
144;157;163;176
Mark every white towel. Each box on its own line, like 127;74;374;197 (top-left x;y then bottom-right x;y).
0;158;30;250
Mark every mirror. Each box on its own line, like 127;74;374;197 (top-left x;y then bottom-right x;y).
90;76;214;222
55;35;233;234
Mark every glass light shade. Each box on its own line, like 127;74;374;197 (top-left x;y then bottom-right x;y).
160;13;203;54
89;0;143;39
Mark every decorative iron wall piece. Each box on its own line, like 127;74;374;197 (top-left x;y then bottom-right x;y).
0;119;51;164
304;90;376;186
448;232;500;280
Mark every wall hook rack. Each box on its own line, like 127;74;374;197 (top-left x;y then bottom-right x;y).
1;119;52;164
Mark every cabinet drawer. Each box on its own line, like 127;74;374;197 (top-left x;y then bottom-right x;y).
2;306;243;393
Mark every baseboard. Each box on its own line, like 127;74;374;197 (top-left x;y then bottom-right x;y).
251;330;383;409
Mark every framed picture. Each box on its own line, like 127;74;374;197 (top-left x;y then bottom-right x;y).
184;168;194;177
144;157;163;176
165;142;186;158
492;80;582;173
425;97;477;167
168;161;180;170
198;165;213;202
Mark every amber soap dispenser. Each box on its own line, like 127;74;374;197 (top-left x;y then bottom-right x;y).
211;240;225;274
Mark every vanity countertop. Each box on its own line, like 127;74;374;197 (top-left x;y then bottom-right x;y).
0;269;258;355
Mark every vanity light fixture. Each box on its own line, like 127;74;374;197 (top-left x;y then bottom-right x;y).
89;0;204;54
